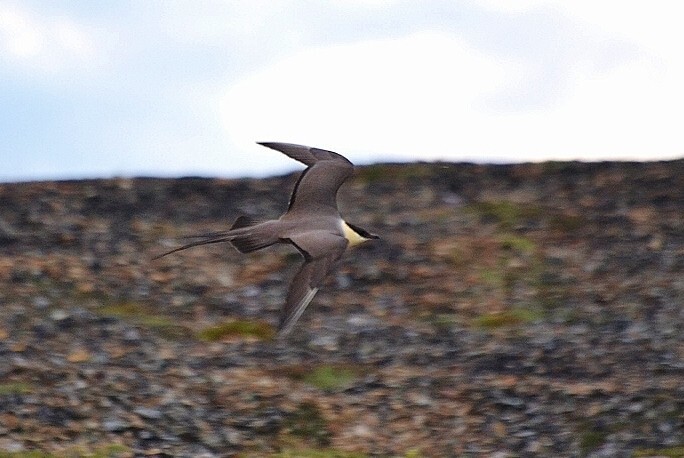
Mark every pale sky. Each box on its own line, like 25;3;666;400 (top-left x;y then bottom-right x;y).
1;1;682;182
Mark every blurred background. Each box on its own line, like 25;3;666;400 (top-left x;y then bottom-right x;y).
1;2;683;457
1;0;683;182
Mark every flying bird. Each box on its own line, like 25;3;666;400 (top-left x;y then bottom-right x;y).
155;142;379;336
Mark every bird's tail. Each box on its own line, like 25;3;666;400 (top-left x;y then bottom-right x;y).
153;216;278;259
226;216;278;253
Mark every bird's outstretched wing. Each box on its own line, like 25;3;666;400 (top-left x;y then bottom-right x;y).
257;142;351;166
258;142;354;213
278;236;348;336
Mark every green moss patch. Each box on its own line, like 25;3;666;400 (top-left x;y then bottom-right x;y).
634;446;684;457
0;444;129;458
96;301;191;339
579;429;608;455
473;307;544;329
282;364;359;392
282;402;331;447
272;450;367;458
302;365;358;391
498;234;536;254
0;382;33;396
355;164;431;184
466;200;541;230
196;319;275;341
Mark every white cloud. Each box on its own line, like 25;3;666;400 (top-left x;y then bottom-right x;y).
476;0;549;14
221;7;684;164
2;2;682;183
0;4;98;77
221;31;522;160
478;0;684;68
0;4;42;57
330;0;399;8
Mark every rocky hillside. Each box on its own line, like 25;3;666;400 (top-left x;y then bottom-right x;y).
0;160;682;456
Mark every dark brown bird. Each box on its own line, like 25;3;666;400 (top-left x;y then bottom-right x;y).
155;142;379;336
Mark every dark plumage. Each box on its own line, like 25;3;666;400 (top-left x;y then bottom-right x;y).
155;142;378;336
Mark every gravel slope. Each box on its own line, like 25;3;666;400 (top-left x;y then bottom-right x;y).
0;160;682;457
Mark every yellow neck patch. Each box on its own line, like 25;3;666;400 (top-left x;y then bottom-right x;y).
342;221;368;247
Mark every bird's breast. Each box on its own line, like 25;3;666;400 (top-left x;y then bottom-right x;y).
340;220;367;247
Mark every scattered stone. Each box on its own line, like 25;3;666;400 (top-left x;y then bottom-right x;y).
0;161;682;456
102;417;130;432
134;407;163;420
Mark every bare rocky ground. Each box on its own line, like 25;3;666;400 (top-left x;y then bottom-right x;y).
0;160;682;457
